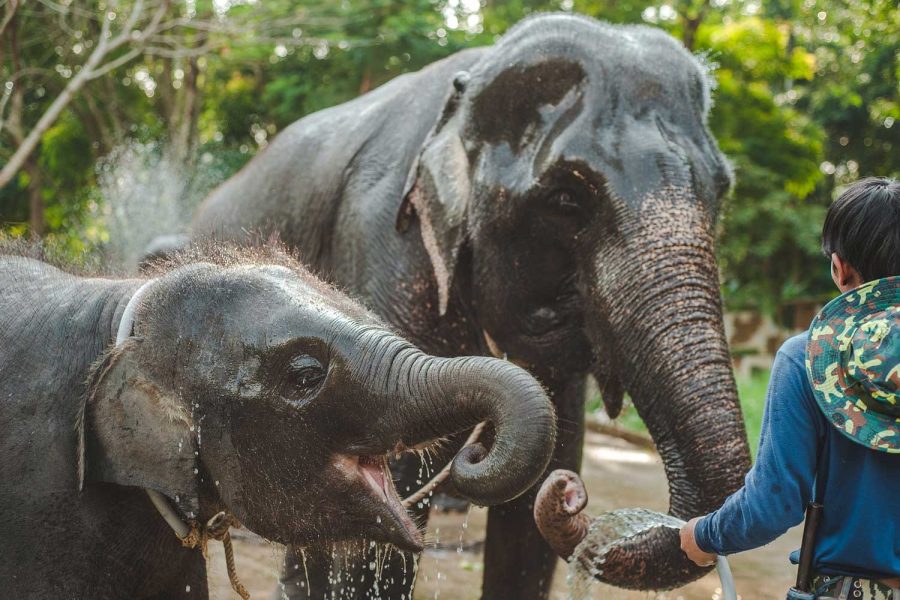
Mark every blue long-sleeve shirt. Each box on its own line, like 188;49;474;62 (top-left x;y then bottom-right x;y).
694;333;900;578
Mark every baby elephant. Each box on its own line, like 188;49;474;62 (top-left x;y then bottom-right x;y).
0;245;555;598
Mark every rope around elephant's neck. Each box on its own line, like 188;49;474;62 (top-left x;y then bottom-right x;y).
181;512;250;600
401;421;486;508
116;281;250;600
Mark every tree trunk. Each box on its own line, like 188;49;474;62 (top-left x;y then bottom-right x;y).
25;156;44;237
172;56;200;164
358;68;372;94
0;0;170;189
680;0;710;51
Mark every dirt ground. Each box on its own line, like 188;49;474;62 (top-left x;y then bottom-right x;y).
208;431;800;600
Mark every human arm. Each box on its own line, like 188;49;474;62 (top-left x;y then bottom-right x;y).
682;339;825;561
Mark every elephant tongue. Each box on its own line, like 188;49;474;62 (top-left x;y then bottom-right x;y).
358;455;388;500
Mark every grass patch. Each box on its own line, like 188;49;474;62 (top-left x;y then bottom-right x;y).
590;368;772;459
737;369;770;458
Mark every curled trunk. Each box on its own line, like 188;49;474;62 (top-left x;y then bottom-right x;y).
360;333;558;507
535;470;698;589
600;282;748;587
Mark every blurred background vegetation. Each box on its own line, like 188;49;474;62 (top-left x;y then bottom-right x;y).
0;0;897;313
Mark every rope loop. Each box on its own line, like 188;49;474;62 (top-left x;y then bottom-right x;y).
180;511;250;599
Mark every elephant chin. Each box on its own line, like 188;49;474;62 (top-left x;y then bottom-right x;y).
534;470;712;591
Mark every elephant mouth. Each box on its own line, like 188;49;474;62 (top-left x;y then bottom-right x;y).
358;454;391;501
345;453;424;552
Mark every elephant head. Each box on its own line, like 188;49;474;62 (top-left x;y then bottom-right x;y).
399;15;750;587
81;247;555;552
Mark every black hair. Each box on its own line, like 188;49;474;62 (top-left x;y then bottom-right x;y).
821;177;900;282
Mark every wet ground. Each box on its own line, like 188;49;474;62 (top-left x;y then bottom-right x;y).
208;430;800;599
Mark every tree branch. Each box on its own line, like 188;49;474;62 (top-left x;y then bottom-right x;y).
0;0;175;188
0;0;18;39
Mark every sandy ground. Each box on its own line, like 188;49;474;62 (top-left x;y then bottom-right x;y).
208;431;800;600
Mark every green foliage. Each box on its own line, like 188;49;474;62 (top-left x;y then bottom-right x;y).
737;369;770;458
40;115;94;191
699;19;831;310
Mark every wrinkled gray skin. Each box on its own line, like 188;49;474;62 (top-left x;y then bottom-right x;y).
192;14;751;598
534;470;592;561
0;248;555;598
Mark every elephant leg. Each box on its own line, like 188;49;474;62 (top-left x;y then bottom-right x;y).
278;451;433;600
481;376;585;600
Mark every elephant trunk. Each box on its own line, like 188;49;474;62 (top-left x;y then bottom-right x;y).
590;320;748;589
566;195;750;589
361;333;557;507
534;469;592;559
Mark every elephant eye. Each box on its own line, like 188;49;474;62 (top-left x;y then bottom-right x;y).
550;189;580;213
286;355;326;397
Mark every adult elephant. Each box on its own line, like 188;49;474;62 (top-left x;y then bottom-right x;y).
193;13;751;598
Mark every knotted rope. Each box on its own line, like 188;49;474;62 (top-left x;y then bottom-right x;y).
181;511;250;600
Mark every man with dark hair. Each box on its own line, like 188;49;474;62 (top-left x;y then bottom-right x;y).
680;177;900;599
822;177;900;283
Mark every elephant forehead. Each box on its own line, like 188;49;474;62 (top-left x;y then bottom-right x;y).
234;265;380;338
494;17;704;84
228;264;338;310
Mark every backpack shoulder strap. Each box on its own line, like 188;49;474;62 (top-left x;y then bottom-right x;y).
813;421;830;505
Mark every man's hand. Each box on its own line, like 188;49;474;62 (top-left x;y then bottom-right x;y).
680;517;717;567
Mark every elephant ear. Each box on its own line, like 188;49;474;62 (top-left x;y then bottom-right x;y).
79;339;199;518
398;72;472;317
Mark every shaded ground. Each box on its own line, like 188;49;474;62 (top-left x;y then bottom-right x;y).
208;431;800;599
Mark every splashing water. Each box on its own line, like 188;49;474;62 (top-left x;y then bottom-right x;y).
96;141;235;271
567;508;685;600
